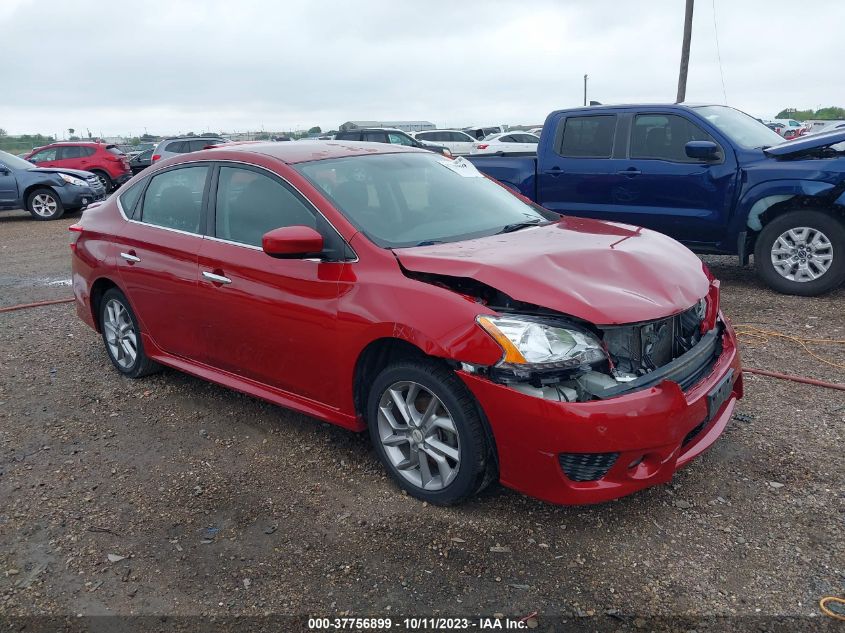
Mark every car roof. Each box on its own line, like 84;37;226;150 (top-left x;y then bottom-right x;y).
44;141;105;146
201;140;426;164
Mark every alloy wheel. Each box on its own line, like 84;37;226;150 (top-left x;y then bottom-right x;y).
770;226;834;282
103;299;138;369
376;381;461;491
96;174;111;191
31;194;58;217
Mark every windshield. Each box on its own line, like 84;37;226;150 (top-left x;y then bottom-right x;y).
295;153;555;248
693;105;784;149
0;150;34;170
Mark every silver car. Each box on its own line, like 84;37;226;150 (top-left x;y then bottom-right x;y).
152;136;228;165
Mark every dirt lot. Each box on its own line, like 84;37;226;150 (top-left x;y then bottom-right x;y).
1;209;843;632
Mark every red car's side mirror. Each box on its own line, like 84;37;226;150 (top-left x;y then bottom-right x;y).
262;226;324;259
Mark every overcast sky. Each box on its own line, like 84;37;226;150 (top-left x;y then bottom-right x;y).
2;0;843;137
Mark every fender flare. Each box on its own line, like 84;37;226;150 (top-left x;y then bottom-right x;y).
740;180;838;231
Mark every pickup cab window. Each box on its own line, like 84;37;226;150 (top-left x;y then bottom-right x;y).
630;114;716;162
558;115;616;158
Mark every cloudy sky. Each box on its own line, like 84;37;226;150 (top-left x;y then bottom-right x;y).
2;0;843;137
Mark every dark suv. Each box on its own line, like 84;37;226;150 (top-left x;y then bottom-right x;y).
334;128;451;157
25;142;132;192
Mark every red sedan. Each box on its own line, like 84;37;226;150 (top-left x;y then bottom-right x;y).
70;141;742;505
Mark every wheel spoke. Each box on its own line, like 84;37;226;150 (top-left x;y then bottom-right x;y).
389;387;412;424
422;445;454;486
425;438;460;462
418;451;433;487
382;432;410;447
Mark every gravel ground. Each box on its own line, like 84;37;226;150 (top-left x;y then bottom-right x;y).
0;209;843;632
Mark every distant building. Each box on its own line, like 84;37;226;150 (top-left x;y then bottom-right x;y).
339;120;435;133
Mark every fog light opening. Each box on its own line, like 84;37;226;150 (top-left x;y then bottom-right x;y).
627;453;660;480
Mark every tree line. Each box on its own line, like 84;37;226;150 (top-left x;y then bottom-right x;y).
775;107;845;121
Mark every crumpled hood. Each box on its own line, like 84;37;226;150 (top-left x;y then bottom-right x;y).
764;129;845;157
27;167;96;178
393;217;710;325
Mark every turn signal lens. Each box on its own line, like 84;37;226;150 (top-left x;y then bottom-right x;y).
476;316;528;364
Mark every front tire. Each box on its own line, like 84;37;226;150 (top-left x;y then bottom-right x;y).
367;359;494;505
755;210;845;296
99;288;160;378
26;188;64;220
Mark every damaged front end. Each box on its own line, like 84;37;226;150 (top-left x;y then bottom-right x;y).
464;285;723;403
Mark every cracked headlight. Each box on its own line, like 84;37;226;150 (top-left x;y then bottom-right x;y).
477;315;606;370
59;173;87;187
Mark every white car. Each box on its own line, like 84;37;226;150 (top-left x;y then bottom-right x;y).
411;130;477;156
470;132;540;155
528;127;543;137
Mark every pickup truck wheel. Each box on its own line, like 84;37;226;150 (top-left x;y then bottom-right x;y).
754;210;845;296
26;188;65;220
367;359;494;505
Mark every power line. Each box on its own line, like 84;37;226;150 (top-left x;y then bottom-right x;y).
712;0;728;104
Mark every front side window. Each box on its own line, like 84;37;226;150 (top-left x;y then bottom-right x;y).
558;115;616;158
139;166;208;233
296;153;556;248
630;114;716;162
364;132;387;143
215;166;315;247
30;148;58;162
387;133;415;146
514;134;540;144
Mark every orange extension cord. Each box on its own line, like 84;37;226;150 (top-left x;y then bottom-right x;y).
1;299;843;390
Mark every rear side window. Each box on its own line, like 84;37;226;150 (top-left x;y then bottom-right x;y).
630;114;716;162
513;134;540;143
106;146;124;156
336;132;361;141
139;166;208;233
215;166;315;247
119;181;145;218
558;115;616;158
416;132;434;141
450;131;470;142
165;141;189;154
58;146;84;159
364;132;388;143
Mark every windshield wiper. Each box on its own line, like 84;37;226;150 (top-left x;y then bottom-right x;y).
496;220;544;234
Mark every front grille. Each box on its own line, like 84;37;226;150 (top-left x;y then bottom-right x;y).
558;452;619;482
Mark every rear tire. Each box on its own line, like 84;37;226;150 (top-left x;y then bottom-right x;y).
367;358;494;505
99;288;160;378
754;210;845;296
92;171;114;193
26;188;64;220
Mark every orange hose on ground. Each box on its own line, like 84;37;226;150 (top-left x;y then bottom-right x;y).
743;367;845;392
0;298;75;313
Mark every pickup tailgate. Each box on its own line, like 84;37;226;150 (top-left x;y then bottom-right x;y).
467;155;538;200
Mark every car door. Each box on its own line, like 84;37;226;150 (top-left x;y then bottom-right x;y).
113;165;210;359
616;113;738;244
196;163;344;406
0;162;18;206
28;147;58;167
450;131;475;155
53;145;83;170
536;113;626;217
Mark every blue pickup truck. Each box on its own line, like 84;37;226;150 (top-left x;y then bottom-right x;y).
468;104;845;296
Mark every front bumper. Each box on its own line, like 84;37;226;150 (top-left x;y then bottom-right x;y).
459;316;743;505
57;185;106;209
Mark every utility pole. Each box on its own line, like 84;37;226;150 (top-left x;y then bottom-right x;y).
583;74;588;106
676;0;694;103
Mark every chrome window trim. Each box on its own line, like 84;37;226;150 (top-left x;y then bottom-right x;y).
116;158;358;261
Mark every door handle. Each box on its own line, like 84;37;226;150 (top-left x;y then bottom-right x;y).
617;168;642;177
120;252;140;263
543;166;563;177
202;271;232;285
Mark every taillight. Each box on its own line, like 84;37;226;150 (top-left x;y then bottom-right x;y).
152;154;161;162
68;224;83;253
476;144;489;150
